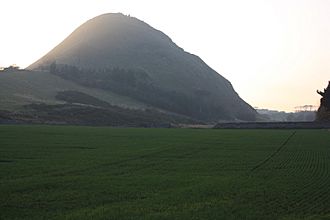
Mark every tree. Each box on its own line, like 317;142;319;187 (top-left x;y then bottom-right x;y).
49;61;57;74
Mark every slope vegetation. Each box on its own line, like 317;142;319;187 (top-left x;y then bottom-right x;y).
29;13;257;121
0;70;196;126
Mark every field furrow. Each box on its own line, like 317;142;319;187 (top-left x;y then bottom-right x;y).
1;126;330;220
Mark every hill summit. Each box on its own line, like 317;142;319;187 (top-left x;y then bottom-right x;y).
29;13;257;122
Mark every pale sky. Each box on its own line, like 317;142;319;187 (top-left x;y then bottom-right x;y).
0;0;329;112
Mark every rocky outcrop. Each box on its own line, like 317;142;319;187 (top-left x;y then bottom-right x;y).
316;81;330;121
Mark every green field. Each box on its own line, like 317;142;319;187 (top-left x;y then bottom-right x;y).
1;126;330;220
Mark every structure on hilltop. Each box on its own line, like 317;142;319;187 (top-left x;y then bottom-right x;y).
316;81;330;121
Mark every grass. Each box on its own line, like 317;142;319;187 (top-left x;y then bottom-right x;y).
0;70;146;111
0;126;330;219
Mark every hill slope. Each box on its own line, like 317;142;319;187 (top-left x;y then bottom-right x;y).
0;70;197;126
29;13;257;121
0;70;146;111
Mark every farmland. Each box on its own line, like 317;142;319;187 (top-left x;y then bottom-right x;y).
0;126;330;219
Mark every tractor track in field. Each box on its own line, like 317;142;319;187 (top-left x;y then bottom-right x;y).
47;144;211;177
288;151;330;214
256;150;330;215
49;147;177;177
251;133;330;215
250;131;297;172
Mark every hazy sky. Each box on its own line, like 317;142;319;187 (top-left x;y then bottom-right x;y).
0;0;329;111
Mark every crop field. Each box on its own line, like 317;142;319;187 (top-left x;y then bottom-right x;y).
1;126;330;220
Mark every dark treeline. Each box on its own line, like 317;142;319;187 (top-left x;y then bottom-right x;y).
49;62;229;121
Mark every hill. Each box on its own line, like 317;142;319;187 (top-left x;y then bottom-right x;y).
28;13;257;122
0;70;196;126
0;70;146;111
256;108;316;122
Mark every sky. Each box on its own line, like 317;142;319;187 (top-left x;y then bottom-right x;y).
0;0;329;112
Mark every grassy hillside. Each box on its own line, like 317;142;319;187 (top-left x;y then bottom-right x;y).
0;70;147;111
29;13;257;121
0;70;200;126
1;126;330;219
